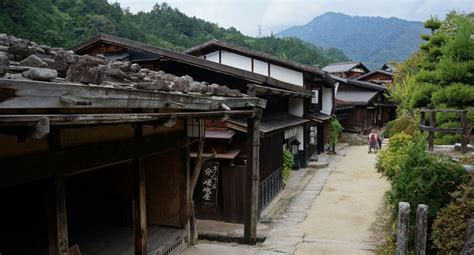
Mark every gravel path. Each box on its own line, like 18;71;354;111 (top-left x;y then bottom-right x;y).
295;145;389;254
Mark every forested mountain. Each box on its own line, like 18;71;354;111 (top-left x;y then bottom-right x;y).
278;12;429;69
0;0;349;68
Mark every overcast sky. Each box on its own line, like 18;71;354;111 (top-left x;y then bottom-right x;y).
108;0;474;36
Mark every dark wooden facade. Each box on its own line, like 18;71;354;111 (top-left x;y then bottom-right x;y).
0;73;265;254
334;76;396;133
71;34;332;226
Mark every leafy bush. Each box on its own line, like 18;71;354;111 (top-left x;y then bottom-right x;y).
432;189;473;254
282;149;294;186
431;83;474;108
409;83;440;108
329;117;343;152
376;133;412;182
387;135;469;219
383;116;417;138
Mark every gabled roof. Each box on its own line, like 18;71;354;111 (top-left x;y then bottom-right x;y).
354;69;394;81
70;33;311;94
185;39;328;77
336;91;378;105
322;61;370;73
381;63;397;72
332;75;386;92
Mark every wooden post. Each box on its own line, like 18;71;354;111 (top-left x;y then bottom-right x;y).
48;128;69;255
133;124;147;255
419;111;425;129
396;202;410;255
428;111;435;151
184;136;193;245
415;204;428;255
461;110;468;154
244;109;261;244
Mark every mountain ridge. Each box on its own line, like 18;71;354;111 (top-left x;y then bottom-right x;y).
277;12;429;69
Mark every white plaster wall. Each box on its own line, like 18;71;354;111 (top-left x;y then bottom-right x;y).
288;97;305;149
254;59;268;76
321;87;333;115
221;50;252;71
204;51;219;63
270;64;304;86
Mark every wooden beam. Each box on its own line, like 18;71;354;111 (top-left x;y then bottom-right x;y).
0;133;189;188
244;109;261;244
247;84;312;99
428;111;435;151
0;110;258;127
419;125;465;134
47;128;69;255
461;110;469;154
0;79;266;110
133;124;147;255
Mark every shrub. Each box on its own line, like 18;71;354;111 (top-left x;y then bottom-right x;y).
432;196;473;253
383;116;417;138
387;135;469;219
282;149;293;186
431;83;474;108
409;83;440;108
329;117;343;152
376;133;412;182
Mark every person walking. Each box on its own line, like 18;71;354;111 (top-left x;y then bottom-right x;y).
368;129;379;153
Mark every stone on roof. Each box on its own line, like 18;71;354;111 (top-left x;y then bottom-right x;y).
0;33;242;98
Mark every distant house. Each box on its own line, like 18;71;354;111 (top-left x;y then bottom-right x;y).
322;61;370;79
333;75;396;133
381;63;397;73
354;69;394;85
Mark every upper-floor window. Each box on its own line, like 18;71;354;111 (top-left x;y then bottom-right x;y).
311;90;319;104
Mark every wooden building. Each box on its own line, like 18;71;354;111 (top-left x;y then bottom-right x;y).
0;37;267;254
333;75;396;133
185;39;335;159
381;63;397;73
354;69;394;85
322;61;370;79
71;34;334;225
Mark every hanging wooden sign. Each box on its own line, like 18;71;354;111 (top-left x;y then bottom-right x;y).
202;161;219;209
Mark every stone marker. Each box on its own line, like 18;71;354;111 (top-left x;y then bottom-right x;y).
19;54;48;68
415;204;428;255
396;202;410;255
22;67;58;81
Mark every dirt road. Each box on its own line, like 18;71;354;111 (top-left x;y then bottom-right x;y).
295;145;389;254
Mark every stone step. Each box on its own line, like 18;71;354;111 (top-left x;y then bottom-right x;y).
308;161;329;169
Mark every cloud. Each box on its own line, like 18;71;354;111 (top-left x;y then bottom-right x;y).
108;0;474;36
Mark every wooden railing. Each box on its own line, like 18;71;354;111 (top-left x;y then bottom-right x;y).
260;168;282;210
419;109;472;153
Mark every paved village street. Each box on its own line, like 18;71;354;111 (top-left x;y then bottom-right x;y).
183;145;390;255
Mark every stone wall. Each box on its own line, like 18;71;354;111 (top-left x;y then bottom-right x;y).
339;132;368;146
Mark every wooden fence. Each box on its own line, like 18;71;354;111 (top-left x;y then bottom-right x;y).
418;109;472;153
